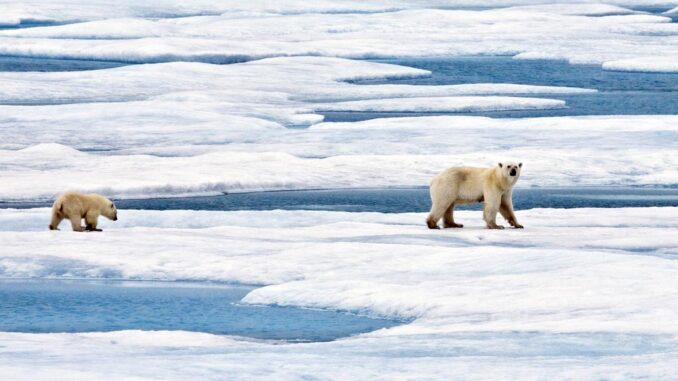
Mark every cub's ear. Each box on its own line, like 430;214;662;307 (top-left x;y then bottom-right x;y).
498;162;503;168
518;162;523;168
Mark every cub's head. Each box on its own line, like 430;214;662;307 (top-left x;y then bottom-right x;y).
103;199;118;221
498;162;522;180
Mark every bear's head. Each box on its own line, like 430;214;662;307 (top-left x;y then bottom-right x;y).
103;200;118;221
498;161;522;181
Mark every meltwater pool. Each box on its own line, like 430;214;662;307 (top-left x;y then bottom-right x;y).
0;279;401;342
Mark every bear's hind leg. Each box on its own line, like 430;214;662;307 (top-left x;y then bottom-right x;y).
443;203;463;228
427;202;451;229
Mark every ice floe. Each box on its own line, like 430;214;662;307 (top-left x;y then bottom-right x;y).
602;57;678;73
1;113;676;200
0;207;677;379
313;96;565;112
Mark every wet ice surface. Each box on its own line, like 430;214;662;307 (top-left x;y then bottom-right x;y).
0;279;400;341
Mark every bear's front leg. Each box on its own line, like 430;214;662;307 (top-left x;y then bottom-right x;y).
483;194;504;229
85;212;102;232
500;193;523;229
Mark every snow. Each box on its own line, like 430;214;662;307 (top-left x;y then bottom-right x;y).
1;207;677;379
602;57;678;73
0;3;676;71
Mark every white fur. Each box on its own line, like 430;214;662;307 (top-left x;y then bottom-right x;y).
49;192;118;232
426;162;523;230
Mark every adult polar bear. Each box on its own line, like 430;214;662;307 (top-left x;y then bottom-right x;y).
427;162;523;230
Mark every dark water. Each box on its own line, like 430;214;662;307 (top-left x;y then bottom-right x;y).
0;20;63;30
322;56;678;121
0;56;127;72
0;279;400;341
113;187;678;212
3;187;676;213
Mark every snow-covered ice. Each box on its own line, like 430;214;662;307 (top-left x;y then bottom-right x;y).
0;207;677;380
1;113;676;200
602;57;678;73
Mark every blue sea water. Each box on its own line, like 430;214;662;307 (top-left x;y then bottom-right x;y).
323;56;678;121
0;279;401;341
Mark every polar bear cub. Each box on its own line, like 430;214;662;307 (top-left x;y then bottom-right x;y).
49;192;118;232
426;162;523;230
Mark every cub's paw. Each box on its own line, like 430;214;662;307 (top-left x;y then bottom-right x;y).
426;220;440;229
444;223;464;228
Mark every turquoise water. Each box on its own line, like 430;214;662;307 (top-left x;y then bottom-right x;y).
0;279;401;341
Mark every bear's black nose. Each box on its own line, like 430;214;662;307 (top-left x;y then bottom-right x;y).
510;169;517;176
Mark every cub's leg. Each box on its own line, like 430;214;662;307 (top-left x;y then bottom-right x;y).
499;191;523;229
483;193;504;229
69;216;85;232
443;203;463;228
85;211;102;232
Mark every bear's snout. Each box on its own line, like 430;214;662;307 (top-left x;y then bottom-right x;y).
510;169;517;176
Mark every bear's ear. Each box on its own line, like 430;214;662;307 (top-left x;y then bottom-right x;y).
498;162;503;168
518;162;523;168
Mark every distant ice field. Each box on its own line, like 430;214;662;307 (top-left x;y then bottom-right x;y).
1;2;677;72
